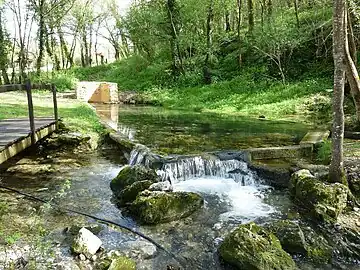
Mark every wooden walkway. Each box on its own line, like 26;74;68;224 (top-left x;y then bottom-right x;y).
0;81;59;164
0;118;57;164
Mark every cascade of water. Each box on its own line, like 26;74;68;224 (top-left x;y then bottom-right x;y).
128;144;257;186
129;144;151;166
118;125;136;141
159;156;257;185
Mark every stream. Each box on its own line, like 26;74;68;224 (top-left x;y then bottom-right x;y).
1;104;358;269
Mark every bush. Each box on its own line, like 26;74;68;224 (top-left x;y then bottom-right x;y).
316;140;332;165
51;72;78;92
30;72;78;92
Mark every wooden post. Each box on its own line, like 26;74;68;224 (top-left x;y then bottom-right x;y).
52;84;59;129
25;79;36;144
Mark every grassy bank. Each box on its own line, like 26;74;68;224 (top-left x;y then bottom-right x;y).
63;60;334;123
0;91;105;135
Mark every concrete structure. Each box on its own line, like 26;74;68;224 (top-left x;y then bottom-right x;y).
300;130;330;146
76;82;119;104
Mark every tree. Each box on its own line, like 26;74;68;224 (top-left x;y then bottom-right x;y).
6;0;34;82
329;0;346;184
0;5;10;84
345;6;360;124
204;0;214;84
247;0;254;34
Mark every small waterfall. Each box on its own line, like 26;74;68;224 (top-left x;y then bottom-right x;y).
129;144;258;186
129;144;163;168
159;156;257;185
118;124;136;141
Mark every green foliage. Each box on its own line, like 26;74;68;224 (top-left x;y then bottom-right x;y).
316;140;332;165
30;72;78;92
0;201;8;217
72;55;171;91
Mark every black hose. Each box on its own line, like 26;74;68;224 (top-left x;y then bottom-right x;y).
0;184;189;269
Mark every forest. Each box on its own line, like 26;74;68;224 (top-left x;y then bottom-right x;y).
1;0;360;269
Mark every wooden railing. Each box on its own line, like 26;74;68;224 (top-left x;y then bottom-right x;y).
0;80;58;144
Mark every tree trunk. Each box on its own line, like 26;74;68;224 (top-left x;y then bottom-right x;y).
267;0;273;23
225;10;231;32
0;10;9;84
294;0;300;28
58;26;71;69
329;0;346;184
347;9;357;65
345;8;360;123
247;0;254;34
167;0;183;76
237;0;242;66
36;0;45;75
204;0;214;84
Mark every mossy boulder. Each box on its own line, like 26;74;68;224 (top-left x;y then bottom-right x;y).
108;256;136;270
301;226;332;263
117;180;154;206
266;220;307;255
290;169;349;222
266;220;332;262
110;165;159;198
219;222;296;270
129;191;204;224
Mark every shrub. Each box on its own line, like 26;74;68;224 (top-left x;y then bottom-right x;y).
316;140;332;165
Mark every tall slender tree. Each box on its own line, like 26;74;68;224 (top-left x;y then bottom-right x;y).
329;0;346;184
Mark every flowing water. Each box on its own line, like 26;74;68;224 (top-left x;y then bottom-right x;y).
2;104;357;269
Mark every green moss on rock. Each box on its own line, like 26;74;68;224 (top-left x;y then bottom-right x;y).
108;256;136;270
266;220;332;263
117;180;153;205
290;169;349;222
219;222;296;270
301;226;332;263
266;220;307;255
110;165;158;197
129;191;204;224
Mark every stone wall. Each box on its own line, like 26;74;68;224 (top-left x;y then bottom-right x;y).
76;82;119;103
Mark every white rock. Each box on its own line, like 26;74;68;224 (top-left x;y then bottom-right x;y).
148;181;173;192
126;240;157;259
72;228;102;259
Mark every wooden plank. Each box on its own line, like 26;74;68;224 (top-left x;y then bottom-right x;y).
32;83;52;90
0;83;52;93
0;84;26;92
52;85;59;129
25;80;36;144
0;123;56;164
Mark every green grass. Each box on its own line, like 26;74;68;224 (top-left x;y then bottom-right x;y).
142;76;333;120
0;92;105;135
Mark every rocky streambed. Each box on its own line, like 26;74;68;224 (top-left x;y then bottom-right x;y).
1;112;360;270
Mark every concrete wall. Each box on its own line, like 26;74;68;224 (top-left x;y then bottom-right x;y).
76;82;119;103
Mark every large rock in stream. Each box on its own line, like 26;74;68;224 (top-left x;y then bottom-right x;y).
290;169;349;222
266;220;332;262
129;190;204;224
219;222;296;270
110;165;159;201
71;228;102;259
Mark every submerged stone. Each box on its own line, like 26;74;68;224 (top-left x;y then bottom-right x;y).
129;191;204;224
219;222;296;270
110;165;159;197
290;169;349;222
108;256;136;270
